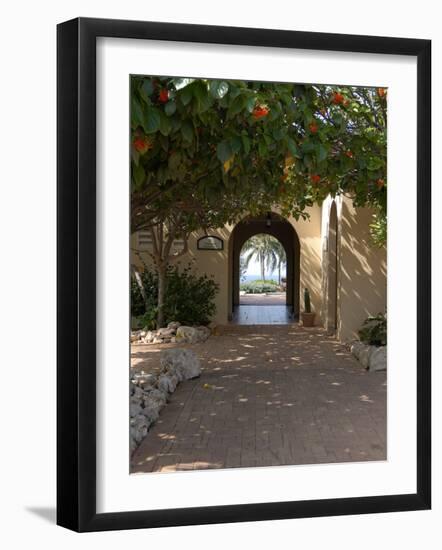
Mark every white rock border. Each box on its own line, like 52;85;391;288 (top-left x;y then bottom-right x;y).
350;341;387;372
131;321;212;345
130;348;201;454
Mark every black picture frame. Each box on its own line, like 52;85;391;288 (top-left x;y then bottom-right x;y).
57;17;431;532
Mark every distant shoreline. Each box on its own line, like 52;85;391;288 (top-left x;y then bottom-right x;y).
241;274;286;283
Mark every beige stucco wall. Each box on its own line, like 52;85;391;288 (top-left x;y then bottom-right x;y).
131;226;231;325
132;198;386;339
295;206;323;323
321;196;387;342
131;206;324;326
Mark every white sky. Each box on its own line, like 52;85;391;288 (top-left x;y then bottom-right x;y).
241;256;287;278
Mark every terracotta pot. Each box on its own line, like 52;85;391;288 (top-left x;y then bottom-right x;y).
301;312;316;327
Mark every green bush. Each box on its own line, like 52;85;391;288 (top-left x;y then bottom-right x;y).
131;269;157;318
358;312;387;346
240;280;279;294
131;264;219;328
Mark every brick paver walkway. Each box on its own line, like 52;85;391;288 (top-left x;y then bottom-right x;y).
240;292;286;305
131;325;386;473
232;305;294;324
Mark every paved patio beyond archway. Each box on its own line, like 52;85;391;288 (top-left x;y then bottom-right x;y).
131;325;386;473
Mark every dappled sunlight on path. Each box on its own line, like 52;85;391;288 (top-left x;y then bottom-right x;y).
131;325;386;473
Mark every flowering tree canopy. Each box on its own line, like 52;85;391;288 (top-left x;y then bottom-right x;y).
130;76;387;326
131;76;386;239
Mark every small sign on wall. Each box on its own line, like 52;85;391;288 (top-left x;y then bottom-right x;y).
197;235;224;250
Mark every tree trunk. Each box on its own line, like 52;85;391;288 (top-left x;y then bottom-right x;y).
278;262;281;285
157;264;167;328
260;253;265;281
131;265;148;310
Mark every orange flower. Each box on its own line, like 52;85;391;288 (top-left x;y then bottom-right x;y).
345;150;354;158
158;88;169;103
133;136;152;154
331;91;344;105
252;105;270;120
376;178;385;189
309;122;318;134
310;174;321;185
377;88;387;98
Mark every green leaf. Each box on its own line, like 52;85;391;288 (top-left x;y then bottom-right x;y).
367;157;384;171
193;82;206;103
217;81;229;98
245;96;256;113
227;95;245;119
216;141;233;163
273;127;286;141
170;117;181;132
303;108;313;122
143;107;160;134
159;113;172;136
317;144;328;162
164;101;176;116
229;85;241;99
133;163;145;188
141;80;154;98
131;148;140;166
180;85;193;106
241;135;251;154
209;80;219;98
210;80;229;99
181;121;193;142
258;140;267;157
173;77;195;90
230;136;242;154
301;141;316;154
263;133;273;146
193;82;212;113
357;158;367;169
286;138;301;158
131;98;144;128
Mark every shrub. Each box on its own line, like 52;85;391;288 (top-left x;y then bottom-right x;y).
131;269;157;318
358;312;387;346
252;279;278;286
133;309;158;331
370;210;387;248
131;264;219;328
240;280;279;294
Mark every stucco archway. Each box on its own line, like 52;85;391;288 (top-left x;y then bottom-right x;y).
228;213;300;320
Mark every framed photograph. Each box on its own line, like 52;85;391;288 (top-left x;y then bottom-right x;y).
57;17;431;532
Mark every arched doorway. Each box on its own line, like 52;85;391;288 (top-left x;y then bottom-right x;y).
326;201;338;331
228;212;300;323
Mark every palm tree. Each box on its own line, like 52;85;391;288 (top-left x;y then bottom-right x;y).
241;234;286;282
265;240;286;284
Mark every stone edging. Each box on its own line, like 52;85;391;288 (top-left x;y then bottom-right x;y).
350;341;387;372
131;321;211;345
130;348;201;455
